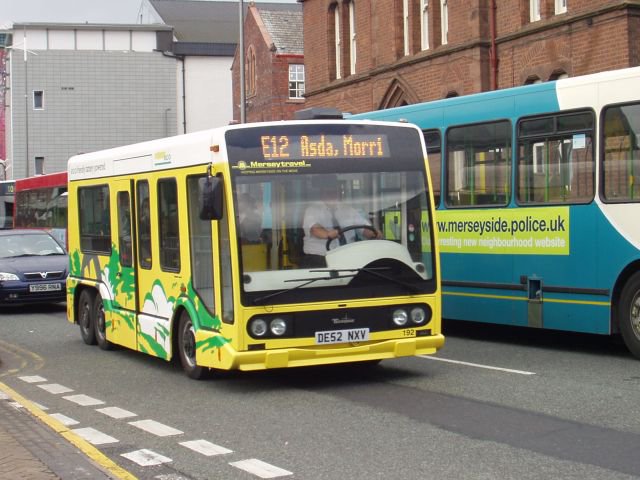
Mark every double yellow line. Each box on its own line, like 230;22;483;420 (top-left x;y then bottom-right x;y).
0;340;137;480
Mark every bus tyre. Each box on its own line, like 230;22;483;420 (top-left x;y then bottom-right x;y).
620;272;640;359
178;312;206;380
94;293;113;351
78;289;96;345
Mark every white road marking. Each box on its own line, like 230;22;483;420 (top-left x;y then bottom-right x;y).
229;459;293;478
63;394;106;406
71;427;119;445
0;392;8;400
96;406;137;419
50;413;79;426
121;449;172;466
418;355;536;375
9;401;24;410
19;375;47;383
179;439;233;456
128;419;183;437
38;383;73;394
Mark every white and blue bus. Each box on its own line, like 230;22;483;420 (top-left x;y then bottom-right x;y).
353;66;640;358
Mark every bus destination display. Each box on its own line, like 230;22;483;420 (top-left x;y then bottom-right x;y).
260;134;390;160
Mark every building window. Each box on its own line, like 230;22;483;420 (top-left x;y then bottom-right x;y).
555;0;567;14
403;0;410;55
348;0;356;74
33;90;44;110
246;46;256;96
440;0;448;45
530;0;541;21
421;0;430;50
288;64;305;99
34;157;44;175
334;5;342;80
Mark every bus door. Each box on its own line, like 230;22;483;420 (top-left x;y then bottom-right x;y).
110;180;137;350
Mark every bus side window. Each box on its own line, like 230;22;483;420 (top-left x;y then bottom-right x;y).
158;178;180;271
117;192;132;267
137;181;152;269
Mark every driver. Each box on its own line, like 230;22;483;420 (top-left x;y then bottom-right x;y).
302;180;381;267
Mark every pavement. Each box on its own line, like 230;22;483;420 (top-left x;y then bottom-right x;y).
0;360;135;480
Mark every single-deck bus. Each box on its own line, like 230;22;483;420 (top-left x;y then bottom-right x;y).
0;180;15;229
66;118;443;378
353;66;640;358
14;171;68;246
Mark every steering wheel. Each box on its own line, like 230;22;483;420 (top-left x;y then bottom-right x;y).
326;224;378;251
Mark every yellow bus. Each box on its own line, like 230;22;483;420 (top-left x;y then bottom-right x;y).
66;118;444;378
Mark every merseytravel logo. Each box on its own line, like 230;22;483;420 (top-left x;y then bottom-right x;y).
436;207;570;255
231;159;311;172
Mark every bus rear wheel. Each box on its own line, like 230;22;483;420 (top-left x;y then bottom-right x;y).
619;272;640;359
78;289;96;345
178;312;206;380
94;293;113;351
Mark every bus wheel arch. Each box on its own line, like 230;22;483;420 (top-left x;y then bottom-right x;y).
77;288;97;345
617;270;640;359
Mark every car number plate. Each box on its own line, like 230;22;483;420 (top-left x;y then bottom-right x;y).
315;328;369;345
29;283;62;292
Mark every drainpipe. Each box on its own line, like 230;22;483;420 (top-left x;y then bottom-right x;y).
162;51;187;134
489;0;498;90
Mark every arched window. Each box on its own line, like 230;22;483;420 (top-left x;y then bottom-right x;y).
246;46;256;96
421;0;430;51
524;75;542;85
348;0;356;75
549;70;569;81
333;4;342;79
440;0;448;45
403;0;410;56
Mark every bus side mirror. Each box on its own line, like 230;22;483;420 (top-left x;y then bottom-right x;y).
199;176;223;220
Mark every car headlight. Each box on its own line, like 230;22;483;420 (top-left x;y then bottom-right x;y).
392;309;409;326
270;318;287;336
410;307;427;325
250;318;268;337
0;272;19;281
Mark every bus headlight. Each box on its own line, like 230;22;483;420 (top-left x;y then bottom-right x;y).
250;318;268;337
270;318;287;336
392;309;409;326
410;307;427;325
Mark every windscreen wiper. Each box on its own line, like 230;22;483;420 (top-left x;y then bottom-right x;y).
315;267;421;294
252;270;356;305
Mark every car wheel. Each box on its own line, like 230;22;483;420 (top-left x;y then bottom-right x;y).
78;289;96;345
93;293;113;351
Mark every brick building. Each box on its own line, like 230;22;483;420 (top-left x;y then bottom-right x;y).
232;3;304;123
301;0;640;113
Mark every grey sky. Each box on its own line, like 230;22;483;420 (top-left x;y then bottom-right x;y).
0;0;295;25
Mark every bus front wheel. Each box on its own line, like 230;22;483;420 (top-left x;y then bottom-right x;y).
78;289;96;345
94;293;113;351
619;272;640;359
177;312;206;380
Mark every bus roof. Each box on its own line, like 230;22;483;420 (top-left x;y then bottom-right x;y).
67;119;422;181
353;66;640;127
15;171;68;191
